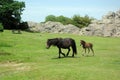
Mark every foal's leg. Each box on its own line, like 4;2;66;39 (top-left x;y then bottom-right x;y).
85;48;90;56
66;48;70;57
85;48;86;54
81;48;84;56
82;48;86;56
90;47;94;56
88;48;90;54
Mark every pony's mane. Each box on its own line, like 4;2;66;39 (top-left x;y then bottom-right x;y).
47;38;60;46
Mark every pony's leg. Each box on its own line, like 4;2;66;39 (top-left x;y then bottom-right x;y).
88;48;90;54
66;48;70;57
72;47;74;57
90;48;94;56
59;48;65;57
72;52;74;57
85;48;86;53
86;48;90;56
61;52;65;57
58;48;62;58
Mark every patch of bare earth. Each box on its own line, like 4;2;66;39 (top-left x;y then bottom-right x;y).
0;62;31;76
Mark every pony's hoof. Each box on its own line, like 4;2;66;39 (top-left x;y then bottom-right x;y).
65;55;68;57
72;55;74;57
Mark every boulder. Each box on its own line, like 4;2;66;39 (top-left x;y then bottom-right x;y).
84;10;120;37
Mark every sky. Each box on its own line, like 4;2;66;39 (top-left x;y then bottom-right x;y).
18;0;120;22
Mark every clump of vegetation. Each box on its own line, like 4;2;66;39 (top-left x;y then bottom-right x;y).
45;14;93;28
0;0;25;29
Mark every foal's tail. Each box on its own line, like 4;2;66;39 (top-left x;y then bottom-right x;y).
71;39;77;54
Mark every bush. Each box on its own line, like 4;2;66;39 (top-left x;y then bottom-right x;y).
45;14;93;28
45;15;73;25
45;15;57;22
72;15;92;28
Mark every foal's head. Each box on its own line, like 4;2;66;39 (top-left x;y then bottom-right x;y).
80;40;86;46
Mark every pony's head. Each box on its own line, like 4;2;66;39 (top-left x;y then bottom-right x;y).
46;38;59;49
46;39;52;49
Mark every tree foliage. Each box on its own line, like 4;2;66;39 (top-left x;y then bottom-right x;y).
45;14;93;28
45;15;73;25
72;14;92;28
45;15;57;22
0;0;25;29
56;16;73;25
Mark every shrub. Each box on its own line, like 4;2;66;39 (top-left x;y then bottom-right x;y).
45;14;93;28
72;15;92;28
45;15;57;22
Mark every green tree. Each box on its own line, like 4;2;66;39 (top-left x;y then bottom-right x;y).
45;15;73;25
0;0;25;29
56;15;72;25
45;15;57;22
72;14;92;28
82;15;92;27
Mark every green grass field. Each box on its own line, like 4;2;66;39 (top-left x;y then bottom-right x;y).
0;30;120;80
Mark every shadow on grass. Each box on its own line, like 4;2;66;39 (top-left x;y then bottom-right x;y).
81;54;95;57
52;56;80;59
84;55;95;57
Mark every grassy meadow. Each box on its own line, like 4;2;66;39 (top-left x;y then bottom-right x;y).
0;30;120;80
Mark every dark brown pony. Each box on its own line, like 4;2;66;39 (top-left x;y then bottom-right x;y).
46;38;77;58
80;40;94;56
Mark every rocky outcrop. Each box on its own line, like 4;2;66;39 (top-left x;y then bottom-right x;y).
83;10;120;37
27;10;120;37
27;21;81;34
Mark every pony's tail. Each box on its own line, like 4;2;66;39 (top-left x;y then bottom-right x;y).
72;40;77;54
